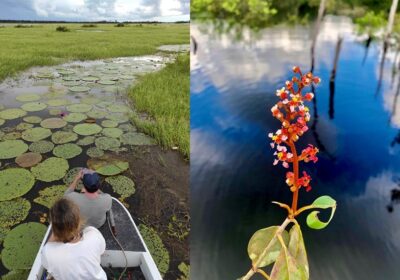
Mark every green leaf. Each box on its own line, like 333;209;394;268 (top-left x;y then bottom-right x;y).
288;224;309;278
306;196;336;230
247;226;289;268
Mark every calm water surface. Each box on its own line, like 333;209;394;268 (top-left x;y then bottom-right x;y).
191;16;400;280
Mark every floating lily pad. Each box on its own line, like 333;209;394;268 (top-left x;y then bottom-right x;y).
36;72;54;79
98;80;116;85
119;123;137;132
0;108;27;120
0;198;31;242
87;110;108;119
63;167;84;190
34;185;66;208
87;147;104;158
95;136;120;150
53;143;82;159
66;103;93;113
82;76;100;82
101;120;118;128
77;136;95;146
51;131;78;144
97;101;113;108
47;99;71;107
87;156;129;176
0;119;4;126
63;76;80;81
81;97;101;104
73;123;102;136
0;168;35;201
15;152;42;167
0;140;28;159
120;132;155;146
21;102;47;112
23;116;42;124
22;127;51;142
40;118;67;129
49;109;63;116
3;132;21;140
2;269;30;280
58;69;75;75
105;175;135;199
31;157;69;182
15;122;34;131
69;86;90;92
63;81;82;87
107;104;130;113
102;127;123;138
43;91;66;99
106;113;130;123
16;94;41;102
63;112;87;123
1;222;47;270
29;140;54;154
138;224;170;276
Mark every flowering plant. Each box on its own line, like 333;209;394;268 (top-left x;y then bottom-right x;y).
240;67;336;280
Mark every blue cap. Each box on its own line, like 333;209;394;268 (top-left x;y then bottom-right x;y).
82;173;101;193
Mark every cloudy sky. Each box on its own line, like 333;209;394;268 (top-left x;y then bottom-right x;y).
0;0;190;22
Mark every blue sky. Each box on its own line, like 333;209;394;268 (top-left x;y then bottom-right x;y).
0;0;190;22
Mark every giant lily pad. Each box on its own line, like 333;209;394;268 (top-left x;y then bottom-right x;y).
29;140;54;154
87;110;108;119
36;72;54;79
69;86;90;92
87;156;129;176
23;116;42;124
3;132;21;140
102;127;123;138
66;104;93;113
31;157;69;182
0;168;35;201
15;122;34;131
63;167;84;190
73;123;102;136
51;131;78;144
21;102;47;112
63;112;87;123
63;81;82;87
86;147;104;158
77;136;95;146
63;76;80;81
81;97;101;105
2;269;30;280
49;109;63;116
0;198;30;243
0;108;27;120
16;94;41;102
34;185;66;208
47;99;71;107
120;132;155;146
53;143;82;159
106;113;129;123
107;104;130;113
105;175;135;199
1;222;47;270
95;136;120;150
0;140;28;159
82;76;100;82
119;124;136;132
58;69;75;75
22;127;51;142
101;120;118;128
138;224;170;276
98;80;116;85
40;118;67;129
15;152;42;168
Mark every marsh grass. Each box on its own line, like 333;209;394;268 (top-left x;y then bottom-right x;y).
81;24;97;28
0;23;188;81
129;54;189;158
56;26;70;32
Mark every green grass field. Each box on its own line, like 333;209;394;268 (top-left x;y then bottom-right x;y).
129;54;190;158
0;23;188;81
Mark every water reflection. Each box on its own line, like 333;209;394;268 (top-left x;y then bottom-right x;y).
191;15;400;280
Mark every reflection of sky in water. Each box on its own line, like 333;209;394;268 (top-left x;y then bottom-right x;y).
191;15;400;280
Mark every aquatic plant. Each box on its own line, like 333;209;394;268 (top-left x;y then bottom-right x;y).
73;123;103;136
34;185;66;208
0;140;28;159
81;96;101;104
105;175;135;200
120;132;155;146
40;118;67;129
68;86;91;92
107;104;130;113
87;110;108;119
23;116;42;124
101;120;119;128
0;198;31;242
16;94;41;102
63;112;87;123
87;156;129;176
0;168;35;201
16;122;34;131
53;143;82;159
66;103;92;112
86;147;105;158
29;140;54;154
240;67;336;280
31;157;69;182
95;136;121;150
102;127;123;138
21;102;47;112
106;112;130;123
47;98;71;106
3;132;22;140
178;262;190;280
15;152;42;168
1;269;30;280
51;131;78;144
98;80;116;85
21;127;52;142
77;136;96;146
63;167;84;190
0;108;27;120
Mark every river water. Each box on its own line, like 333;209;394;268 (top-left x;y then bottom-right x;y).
190;15;400;280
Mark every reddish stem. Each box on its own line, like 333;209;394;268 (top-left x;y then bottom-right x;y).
288;140;299;213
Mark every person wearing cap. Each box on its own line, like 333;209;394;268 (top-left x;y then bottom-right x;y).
64;169;115;233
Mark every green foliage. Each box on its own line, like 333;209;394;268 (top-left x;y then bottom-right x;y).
63;167;84;190
87;156;129;176
120;132;155;146
178;262;190;280
95;136;121;150
0;140;28;159
53;143;83;159
16;94;41;102
76;136;95;146
105;175;135;199
56;26;70;32
86;147;105;158
34;185;66;208
21;102;47;112
51;131;78;144
21;127;52;142
82;24;97;28
23;116;42;124
73;123;103;136
63;113;87;123
0;198;31;242
2;270;30;280
306;196;337;230
102;128;123;138
354;11;386;35
101;120;119;128
287;224;309;277
66;103;93;113
0;108;27;120
40;118;67;129
0;168;35;201
31;157;69;182
29;140;54;154
15;152;42;168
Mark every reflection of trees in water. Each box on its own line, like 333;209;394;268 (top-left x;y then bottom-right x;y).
387;177;400;212
362;36;372;65
375;41;388;97
329;36;343;120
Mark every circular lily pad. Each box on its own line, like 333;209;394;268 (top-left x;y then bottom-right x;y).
82;76;99;82
29;140;54;154
87;156;129;176
107;104;130;113
15;123;34;131
40;118;67;129
36;72;54;79
0;109;27;120
47;99;71;107
106;113;130;123
69;86;90;92
63;167;84;190
119;124;137;132
0;168;35;201
0;198;31;242
101;120;118;128
49;109;63;116
53;143;82;159
102;127;123;138
97;101;113;108
120;132;155;146
81;97;101;105
63;81;82;87
3;132;21;140
73;123;102;136
22;127;51;142
51;131;78;144
16;94;41;102
43;91;66;99
86;147;104;158
2;270;30;280
63;112;87;123
63;76;80;81
58;69;75;75
15;152;42;168
87;110;108;119
105;175;135;199
77;136;95;146
23;116;42;124
98;80;116;85
34;185;66;208
1;222;47;270
95;136;120;150
66;104;93;113
0;140;28;159
31;157;69;182
21;102;47;112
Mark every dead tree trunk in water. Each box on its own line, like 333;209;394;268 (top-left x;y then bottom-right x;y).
329;36;343;119
310;0;327;72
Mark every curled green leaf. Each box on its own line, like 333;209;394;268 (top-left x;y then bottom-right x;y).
305;196;336;230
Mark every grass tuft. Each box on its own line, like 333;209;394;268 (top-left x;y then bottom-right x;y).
56;26;70;32
81;24;97;28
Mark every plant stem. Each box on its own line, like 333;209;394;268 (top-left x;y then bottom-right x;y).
242;218;291;280
288;140;299;213
256;269;271;280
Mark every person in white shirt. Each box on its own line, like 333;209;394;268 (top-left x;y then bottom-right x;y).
41;198;107;280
